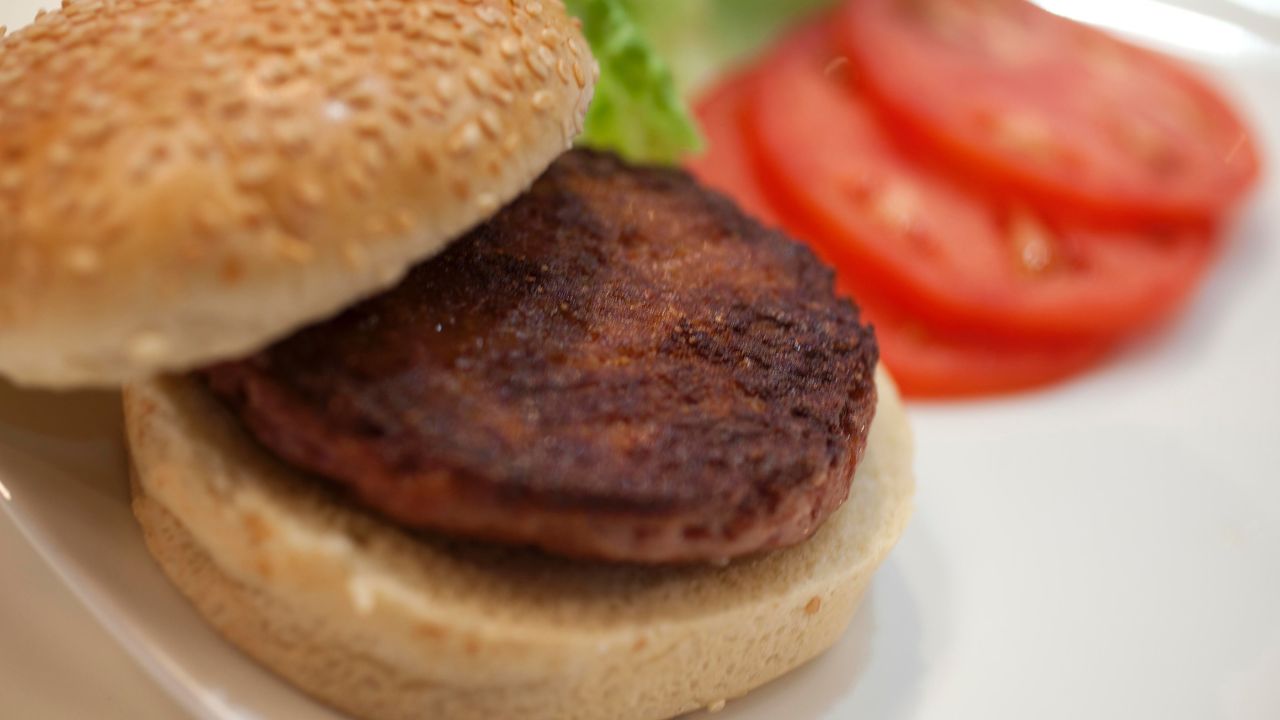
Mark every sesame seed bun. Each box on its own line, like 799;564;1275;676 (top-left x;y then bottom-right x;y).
0;0;595;388
123;366;914;720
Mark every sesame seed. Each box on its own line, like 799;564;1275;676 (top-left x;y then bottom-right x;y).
344;167;372;197
449;120;483;156
475;6;503;26
194;202;226;235
128;333;170;363
364;215;388;235
466;67;492;97
274;120;309;151
237;199;270;229
388;102;413;127
424;24;455;45
476;192;499;213
354;113;386;139
0;0;595;294
48;141;74;168
538;45;556;69
64;246;101;275
345;33;374;53
341;242;367;269
459;23;484;53
526;54;548;79
435;73;457;103
479;109;502;138
235;123;265;149
323;99;351;122
274;232;315;263
393;208;415;233
294;178;325;207
416;143;439;171
386;54;413;78
235;157;276;187
0;166;18;192
416;96;445;119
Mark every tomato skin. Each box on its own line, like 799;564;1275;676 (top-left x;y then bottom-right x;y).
687;70;783;228
688;66;1120;398
745;25;1218;345
848;283;1114;399
686;15;1233;397
833;0;1261;227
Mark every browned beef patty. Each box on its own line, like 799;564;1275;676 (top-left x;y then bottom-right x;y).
202;150;879;563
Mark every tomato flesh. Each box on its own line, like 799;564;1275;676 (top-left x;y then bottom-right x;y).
834;0;1260;226
688;62;1118;397
685;11;1236;397
687;70;782;228
747;26;1215;344
849;283;1112;398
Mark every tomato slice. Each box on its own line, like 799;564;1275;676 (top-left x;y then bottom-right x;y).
686;69;782;227
833;0;1260;225
849;283;1112;398
688;69;1117;398
747;25;1216;344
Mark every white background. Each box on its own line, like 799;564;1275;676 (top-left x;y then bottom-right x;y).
1;1;1278;719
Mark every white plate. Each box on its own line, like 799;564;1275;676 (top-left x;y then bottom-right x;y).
2;1;1280;719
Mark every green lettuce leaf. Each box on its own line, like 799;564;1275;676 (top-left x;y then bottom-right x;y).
624;0;840;93
565;0;840;164
564;0;703;165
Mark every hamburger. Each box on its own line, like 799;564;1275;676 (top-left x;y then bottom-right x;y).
0;1;914;718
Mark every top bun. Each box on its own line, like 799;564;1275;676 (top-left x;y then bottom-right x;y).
0;0;596;388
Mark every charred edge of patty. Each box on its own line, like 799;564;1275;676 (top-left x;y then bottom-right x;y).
200;150;880;563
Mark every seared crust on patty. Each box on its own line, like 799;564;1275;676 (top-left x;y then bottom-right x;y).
203;150;878;563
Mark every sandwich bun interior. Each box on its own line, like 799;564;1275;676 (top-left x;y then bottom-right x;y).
124;366;914;720
0;0;595;388
4;1;917;717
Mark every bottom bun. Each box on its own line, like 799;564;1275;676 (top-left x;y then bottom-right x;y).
123;367;914;720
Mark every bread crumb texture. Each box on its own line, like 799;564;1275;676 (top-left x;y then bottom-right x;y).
125;368;915;719
0;0;596;387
